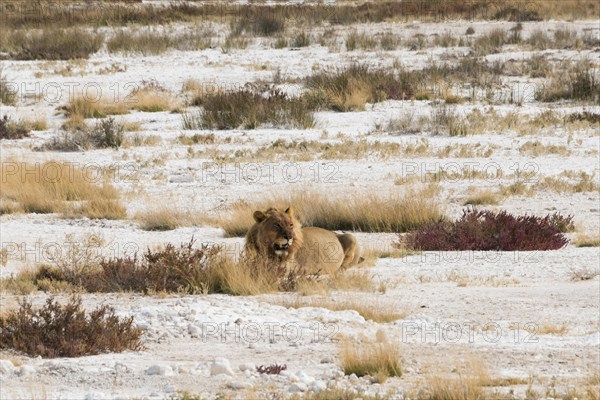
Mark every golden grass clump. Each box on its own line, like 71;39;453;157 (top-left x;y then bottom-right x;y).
129;84;176;112
63;96;129;119
463;189;500;206
340;332;402;383
221;187;442;237
0;162;125;219
573;233;600;248
415;358;493;400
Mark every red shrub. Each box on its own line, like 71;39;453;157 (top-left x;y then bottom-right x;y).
404;209;570;251
0;296;142;358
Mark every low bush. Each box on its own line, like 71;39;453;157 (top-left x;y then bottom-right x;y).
232;14;285;37
536;61;599;103
0;71;17;105
404;209;571;251
200;89;314;129
0;115;30;140
14;28;104;60
0;297;142;358
43;118;124;151
305;65;413;111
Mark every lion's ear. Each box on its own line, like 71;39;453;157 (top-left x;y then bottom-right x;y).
253;210;267;222
284;207;294;217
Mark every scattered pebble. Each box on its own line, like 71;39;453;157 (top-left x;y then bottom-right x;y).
210;357;235;377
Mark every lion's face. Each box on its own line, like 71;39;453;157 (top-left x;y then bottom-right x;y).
253;207;301;258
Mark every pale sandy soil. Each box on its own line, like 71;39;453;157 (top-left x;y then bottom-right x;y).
0;14;599;400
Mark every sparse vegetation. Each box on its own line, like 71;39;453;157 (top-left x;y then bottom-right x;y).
416;359;490;400
107;29;212;55
305;65;413;111
0;70;16;105
62;96;128;120
0;296;142;358
573;234;600;248
536;60;599;103
135;207;211;231
0;161;124;218
404;209;571;251
6;28;103;60
0;115;30;140
129;80;176;112
44;118;125;151
463;189;500;206
2;2;598;32
198;89;314;129
570;266;600;281
340;333;402;383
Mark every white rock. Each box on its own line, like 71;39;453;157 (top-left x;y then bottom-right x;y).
0;360;16;374
210;357;235;377
296;371;315;384
145;365;175;376
311;381;327;392
239;363;255;372
18;365;36;377
289;382;308;393
187;324;201;338
320;356;334;364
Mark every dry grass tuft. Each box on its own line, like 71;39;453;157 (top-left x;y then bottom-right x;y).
10;28;104;60
569;266;599;281
305;64;412;111
62;96;129;120
0;162;124;218
463;189;500;206
197;89;314;130
416;359;490;400
0;70;17;105
221;187;442;237
524;324;568;335
573;234;600;248
129;81;176;112
0;115;30;140
135;207;213;231
340;332;402;383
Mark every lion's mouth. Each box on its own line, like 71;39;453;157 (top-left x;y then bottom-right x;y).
273;240;292;256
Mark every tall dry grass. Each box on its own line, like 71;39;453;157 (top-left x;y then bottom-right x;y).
220;187;442;237
340;332;402;383
0;162;125;219
412;357;522;400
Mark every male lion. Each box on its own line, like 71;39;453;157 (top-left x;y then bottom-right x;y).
244;207;362;274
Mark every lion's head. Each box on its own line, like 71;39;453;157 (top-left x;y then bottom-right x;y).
245;207;303;261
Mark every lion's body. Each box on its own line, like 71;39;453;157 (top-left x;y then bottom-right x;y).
244;208;362;274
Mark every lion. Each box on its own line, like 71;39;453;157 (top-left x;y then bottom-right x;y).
244;207;363;274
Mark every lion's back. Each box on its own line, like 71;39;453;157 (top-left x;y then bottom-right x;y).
296;227;345;274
